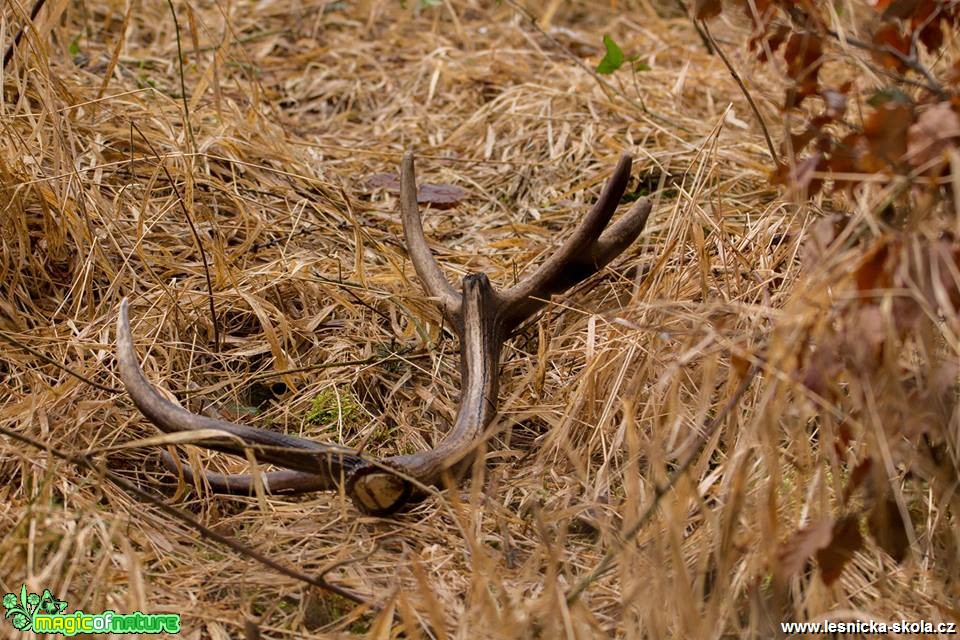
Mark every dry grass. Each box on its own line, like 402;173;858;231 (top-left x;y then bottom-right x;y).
0;1;957;638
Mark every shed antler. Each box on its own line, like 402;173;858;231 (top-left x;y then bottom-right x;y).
117;151;652;515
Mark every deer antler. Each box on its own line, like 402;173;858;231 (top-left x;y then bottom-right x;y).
117;150;652;515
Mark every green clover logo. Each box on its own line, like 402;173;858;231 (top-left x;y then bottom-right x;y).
3;584;68;632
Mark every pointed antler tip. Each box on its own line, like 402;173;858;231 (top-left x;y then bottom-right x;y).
118;298;130;328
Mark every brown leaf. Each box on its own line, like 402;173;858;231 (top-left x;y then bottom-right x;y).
880;0;923;19
417;182;466;209
783;31;823;108
868;498;910;563
781;125;818;156
776;519;834;581
801;345;841;398
945;59;960;85
872;24;910;71
730;352;751;379
816;515;863;585
906;102;960;174
843;305;886;371
366;172;400;190
805;213;846;261
771;153;825;196
754;24;790;63
842;457;873;505
827;132;868;188
913;1;944;51
855;241;892;294
694;0;723;19
834;421;854;458
366;173;466;209
863;100;913;169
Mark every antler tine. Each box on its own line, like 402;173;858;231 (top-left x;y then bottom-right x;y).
116;298;361;481
498;153;636;329
592;197;652;264
518;196;652;304
400;151;462;321
159;451;336;494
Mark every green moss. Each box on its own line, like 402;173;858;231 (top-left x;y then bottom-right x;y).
305;386;359;426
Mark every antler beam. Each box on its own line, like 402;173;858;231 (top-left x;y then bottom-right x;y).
117;151;653;515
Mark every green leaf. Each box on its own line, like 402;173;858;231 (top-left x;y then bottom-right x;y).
68;37;81;57
596;35;625;74
634;61;651;72
19;585;27;610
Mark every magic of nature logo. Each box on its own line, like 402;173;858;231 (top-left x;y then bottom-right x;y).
3;584;180;635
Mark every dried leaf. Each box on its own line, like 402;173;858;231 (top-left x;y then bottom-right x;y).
754;24;790;62
781;125;818;156
906;102;960;173
777;519;835;580
776;519;834;580
772;153;824;196
694;0;723;20
366;173;466;209
834;421;854;458
855;241;892;294
417;182;466;209
844;305;886;371
863;100;913;170
880;0;923;19
914;4;944;51
366;172;401;190
816;515;863;585
843;457;873;504
783;31;823;107
730;352;751;379
868;498;910;563
805;213;845;261
871;24;910;71
801;341;842;398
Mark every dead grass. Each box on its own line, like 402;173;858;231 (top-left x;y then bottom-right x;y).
0;1;957;638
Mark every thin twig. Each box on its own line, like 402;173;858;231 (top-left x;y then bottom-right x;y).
3;0;46;68
822;26;947;100
565;363;760;604
701;22;779;165
676;0;713;54
0;329;122;394
0;423;374;607
130;121;221;350
165;0;197;150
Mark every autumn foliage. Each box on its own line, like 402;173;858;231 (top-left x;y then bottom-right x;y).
696;0;960;604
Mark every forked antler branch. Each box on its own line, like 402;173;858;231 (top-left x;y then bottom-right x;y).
117;151;653;515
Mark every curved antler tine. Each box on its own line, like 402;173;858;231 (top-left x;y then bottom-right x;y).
499;153;634;328
117;298;361;480
160;450;337;494
591;197;652;269
400;150;462;320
